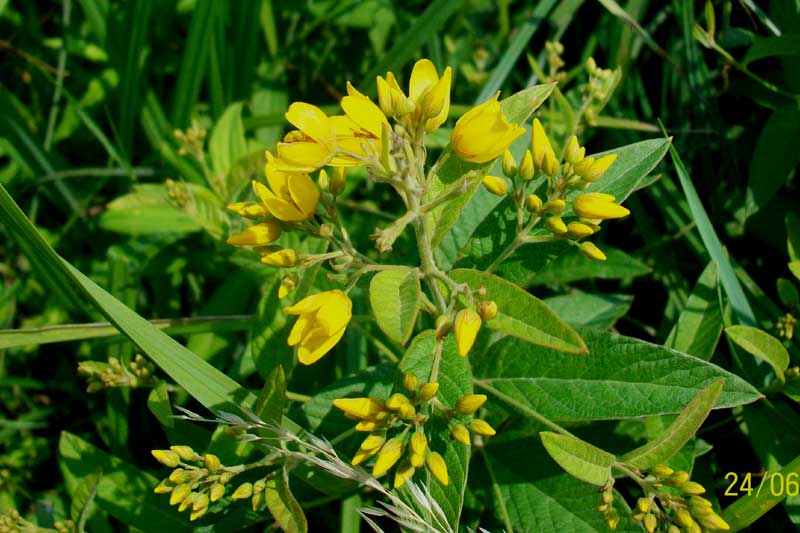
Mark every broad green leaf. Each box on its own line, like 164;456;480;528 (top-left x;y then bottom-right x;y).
777;278;799;307
453;138;669;285
147;381;174;429
790;261;800;283
669;141;757;326
665;261;723;360
399;331;472;531
69;469;101;529
529;246;650;286
209;102;247;193
59;432;189;532
430;84;555;246
543;291;633;330
725;325;789;383
540;432;615;486
100;185;201;235
473;329;760;422
621;379;724;469
744;34;800;64
722;453;800;531
369;268;421;345
0;315;255;350
744;108;800;218
264;466;308;533
449;269;587;353
481;424;640;532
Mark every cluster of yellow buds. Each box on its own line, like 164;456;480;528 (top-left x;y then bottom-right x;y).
230;475;276;512
489;118;627;262
777;312;796;340
607;464;730;532
78;354;157;393
448;393;496;445
596;482;620;531
0;509;52;533
152;445;239;521
583;58;619;125
173;122;206;158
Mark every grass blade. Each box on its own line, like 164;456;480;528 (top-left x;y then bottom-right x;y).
171;0;215;127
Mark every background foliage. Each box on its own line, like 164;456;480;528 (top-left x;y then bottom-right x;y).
1;0;799;531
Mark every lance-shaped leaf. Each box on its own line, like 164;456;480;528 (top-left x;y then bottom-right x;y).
449;268;587;354
540;432;615;486
621;379;725;469
265;466;308;533
725;325;790;383
473;330;760;422
665;261;723;360
369;268;421;345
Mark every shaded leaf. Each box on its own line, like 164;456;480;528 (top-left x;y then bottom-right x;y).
369;268;421;345
264;466;308;533
540;432;615;486
665;261;723;360
725;325;790;383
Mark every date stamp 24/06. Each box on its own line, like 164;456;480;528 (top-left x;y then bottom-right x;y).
724;472;800;498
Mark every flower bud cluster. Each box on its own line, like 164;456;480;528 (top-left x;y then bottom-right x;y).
152;445;239;521
448;393;496;445
78;354;157;392
777;312;796;340
230;475;277;512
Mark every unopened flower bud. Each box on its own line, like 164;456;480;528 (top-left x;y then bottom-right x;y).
203;454;221;473
152;449;180;468
232;482;253;500
636;497;650;513
398;402;416;420
643;513;657;533
154;479;174;494
519;150;534;180
542;150;559;177
318;169;330;191
454;308;482;356
605;509;619;530
393;461;416;489
170;483;191;506
477;300;498;320
403;372;418;392
451;424;471;445
674;508;695;528
525;193;543;212
410;431;427;456
565;136;584;165
578;241;606;261
682;480;706;495
386;392;409;410
545;216;567;235
418;382;439;402
426;451;449;485
210;483;225;502
567;221;595;239
502;150;517;178
455;394;487;415
331;167;346;195
668;470;690;487
470;418;496;436
544;198;566;215
169;469;187;484
652;464;673;478
278;274;298;299
482;175;509;196
373;438;404;478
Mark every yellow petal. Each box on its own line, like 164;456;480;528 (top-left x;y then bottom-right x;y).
531;118;554;167
573;193;630;220
341;82;388;138
296;324;347;365
333;397;386;419
372;438;404;478
261;248;298;267
227;222;281;246
409;58;439;103
284;292;330;315
314;290;353;335
285;102;333;146
425;66;452;131
287;173;319;219
276;141;331;171
287;314;314;346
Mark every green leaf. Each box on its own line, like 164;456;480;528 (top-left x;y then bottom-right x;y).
147;382;174;429
0;315;255;350
665;261;723;360
209;102;247;189
777;278;799;307
621;379;724;469
744;34;800;64
255;365;286;443
100;185;202;235
722;453;800;531
668;140;757;327
369;268;421;345
540;432;615;486
449;269;587;353
744;108;800;217
790;261;800;283
788;212;800;261
264;466;308;533
725;325;790;383
543;291;633;330
59;432;189;532
430;84;555;246
528;246;650;286
171;0;215;127
399;331;472;531
69;469;101;529
473;329;761;422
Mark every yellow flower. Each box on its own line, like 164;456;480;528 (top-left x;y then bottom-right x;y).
253;155;319;222
454;308;482;356
407;59;452;131
227;222;281;246
573;192;630;220
377;59;452;131
450;92;525;163
341;82;389;140
285;290;353;364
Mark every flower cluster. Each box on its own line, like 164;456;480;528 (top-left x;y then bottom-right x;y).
152;446;240;521
332;372;495;488
605;464;730;532
78;354;157;392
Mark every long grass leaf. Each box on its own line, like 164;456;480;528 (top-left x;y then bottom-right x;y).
171;0;215;127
